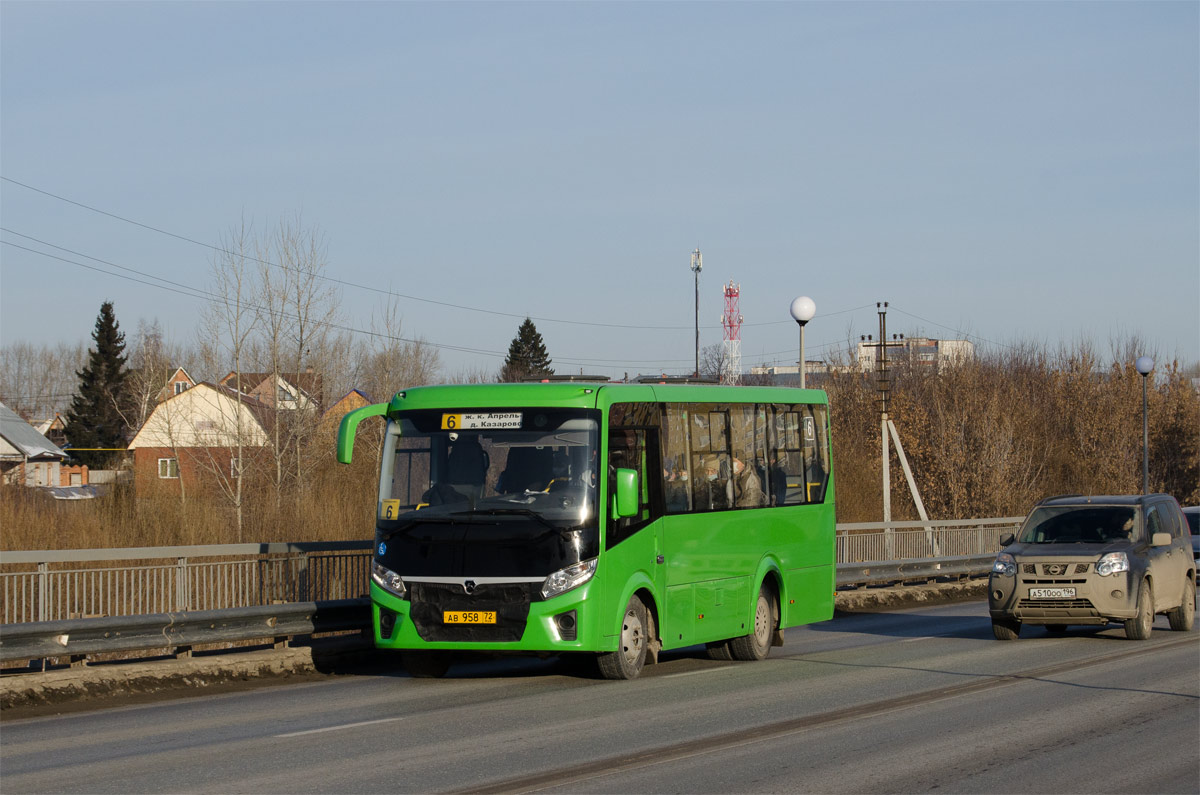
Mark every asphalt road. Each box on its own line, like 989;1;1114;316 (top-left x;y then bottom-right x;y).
2;600;1197;794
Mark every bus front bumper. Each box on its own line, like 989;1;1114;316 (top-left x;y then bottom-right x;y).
370;579;599;652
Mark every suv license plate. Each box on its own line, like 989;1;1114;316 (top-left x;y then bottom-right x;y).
1030;587;1076;599
443;611;496;624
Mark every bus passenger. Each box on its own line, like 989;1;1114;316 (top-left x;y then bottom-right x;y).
664;459;690;512
732;457;767;507
694;455;729;511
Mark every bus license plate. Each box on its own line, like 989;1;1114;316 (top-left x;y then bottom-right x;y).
1030;587;1075;599
443;611;496;624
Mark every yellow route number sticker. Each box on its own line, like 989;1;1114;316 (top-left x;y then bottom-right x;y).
380;499;401;520
441;412;522;430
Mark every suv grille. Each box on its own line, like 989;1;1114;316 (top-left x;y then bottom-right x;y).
1022;562;1090;575
1016;597;1098;615
1020;561;1091;583
408;582;538;643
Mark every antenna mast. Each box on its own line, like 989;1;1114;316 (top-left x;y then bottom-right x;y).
721;280;742;385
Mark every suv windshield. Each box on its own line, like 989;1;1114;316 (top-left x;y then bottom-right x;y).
1018;505;1141;544
379;408;600;531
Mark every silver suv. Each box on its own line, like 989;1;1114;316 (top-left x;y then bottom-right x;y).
989;494;1196;640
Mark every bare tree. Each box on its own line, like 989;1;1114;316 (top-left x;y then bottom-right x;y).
199;220;261;541
0;340;87;419
698;343;727;382
446;364;498;385
253;216;341;505
354;296;441;400
121;318;195;435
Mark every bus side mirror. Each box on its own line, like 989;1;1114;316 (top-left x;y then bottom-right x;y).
615;468;639;518
337;402;388;464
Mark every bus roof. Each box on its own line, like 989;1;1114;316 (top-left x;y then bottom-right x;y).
385;382;827;413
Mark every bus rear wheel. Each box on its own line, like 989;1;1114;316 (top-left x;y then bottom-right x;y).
705;641;734;660
728;583;776;662
598;595;648;680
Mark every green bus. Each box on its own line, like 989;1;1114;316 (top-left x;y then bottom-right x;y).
337;379;835;679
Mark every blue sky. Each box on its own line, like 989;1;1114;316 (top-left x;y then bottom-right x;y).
2;1;1197;379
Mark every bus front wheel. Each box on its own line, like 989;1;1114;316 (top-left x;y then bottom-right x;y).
598;595;649;680
728;583;777;661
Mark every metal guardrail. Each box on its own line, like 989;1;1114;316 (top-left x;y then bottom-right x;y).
0;518;1020;626
0;599;370;662
836;554;996;587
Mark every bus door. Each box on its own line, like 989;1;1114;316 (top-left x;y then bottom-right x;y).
606;409;666;622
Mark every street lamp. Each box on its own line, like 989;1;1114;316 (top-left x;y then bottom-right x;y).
1135;356;1154;494
690;249;703;378
789;296;816;389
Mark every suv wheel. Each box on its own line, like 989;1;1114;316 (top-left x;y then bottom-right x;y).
992;618;1020;640
1124;580;1154;640
1166;577;1195;632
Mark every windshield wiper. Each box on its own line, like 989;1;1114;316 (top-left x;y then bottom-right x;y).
379;515;470;540
451;507;563;533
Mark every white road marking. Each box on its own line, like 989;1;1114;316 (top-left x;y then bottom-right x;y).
276;716;404;738
662;667;729;679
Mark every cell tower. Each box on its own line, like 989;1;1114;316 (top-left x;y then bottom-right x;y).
721;280;743;385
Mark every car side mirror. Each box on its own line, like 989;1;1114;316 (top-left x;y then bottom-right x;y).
614;468;639;518
1150;532;1172;548
999;533;1015;547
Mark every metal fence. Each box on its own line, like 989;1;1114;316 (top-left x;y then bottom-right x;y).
837;517;1022;562
0;518;1020;625
1;542;371;625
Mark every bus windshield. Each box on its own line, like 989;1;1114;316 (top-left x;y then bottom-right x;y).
380;407;600;536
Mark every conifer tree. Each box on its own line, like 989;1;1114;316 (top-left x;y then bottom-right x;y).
64;302;131;467
500;318;554;382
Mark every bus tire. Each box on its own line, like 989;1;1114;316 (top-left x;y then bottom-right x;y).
705;641;734;660
401;650;452;678
728;583;776;662
598;595;649;680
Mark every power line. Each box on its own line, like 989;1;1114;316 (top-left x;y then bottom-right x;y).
1;176;879;332
889;307;1016;351
0;237;703;369
4;179;1010;363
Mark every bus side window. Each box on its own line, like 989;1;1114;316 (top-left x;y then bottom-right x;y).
771;407;805;505
662;404;692;513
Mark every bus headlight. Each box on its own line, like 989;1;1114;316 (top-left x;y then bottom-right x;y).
541;558;597;599
1096;552;1129;577
371;560;407;598
991;552;1015;577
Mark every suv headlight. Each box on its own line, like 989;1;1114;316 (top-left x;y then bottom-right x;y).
541;558;597;599
1096;552;1129;577
371;560;407;598
992;552;1015;577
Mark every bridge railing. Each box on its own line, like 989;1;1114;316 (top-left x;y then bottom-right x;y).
1;542;371;625
0;518;1021;625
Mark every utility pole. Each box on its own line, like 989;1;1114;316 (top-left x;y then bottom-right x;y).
859;302;935;557
690;249;703;377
